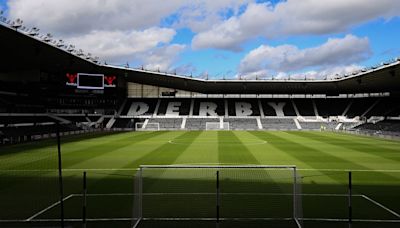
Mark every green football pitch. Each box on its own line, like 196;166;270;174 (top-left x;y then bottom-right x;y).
1;130;400;228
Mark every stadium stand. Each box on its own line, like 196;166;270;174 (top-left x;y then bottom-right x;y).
315;99;349;117
367;98;400;117
298;121;338;130
147;118;182;130
193;99;225;116
354;119;400;136
261;99;297;116
227;118;258;130
186;118;220;130
112;118;135;129
0;17;399;142
260;118;298;130
123;98;158;116
345;98;377;118
294;99;315;116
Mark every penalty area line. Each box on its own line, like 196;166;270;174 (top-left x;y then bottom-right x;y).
26;194;74;221
361;195;400;218
298;168;400;173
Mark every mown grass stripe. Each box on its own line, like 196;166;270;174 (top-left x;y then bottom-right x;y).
217;131;291;203
124;131;203;167
0;132;167;196
0;131;128;157
248;131;400;184
81;131;203;196
3;131;166;171
217;131;259;165
291;131;400;163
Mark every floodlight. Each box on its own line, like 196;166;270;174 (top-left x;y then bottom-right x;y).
67;45;75;52
43;33;52;42
11;18;23;29
85;53;92;59
56;39;65;47
76;49;84;56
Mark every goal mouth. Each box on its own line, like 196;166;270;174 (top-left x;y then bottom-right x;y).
206;122;230;131
135;122;160;131
132;165;303;228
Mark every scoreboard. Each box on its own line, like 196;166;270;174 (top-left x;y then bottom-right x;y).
77;73;104;90
65;72;117;92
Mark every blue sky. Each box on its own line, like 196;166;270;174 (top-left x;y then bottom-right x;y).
1;0;400;79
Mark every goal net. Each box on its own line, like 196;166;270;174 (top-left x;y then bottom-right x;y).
206;122;230;130
135;122;160;131
132;165;303;228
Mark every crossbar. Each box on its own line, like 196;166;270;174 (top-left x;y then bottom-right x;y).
140;165;296;169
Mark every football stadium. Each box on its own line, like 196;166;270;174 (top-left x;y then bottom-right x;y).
1;1;400;228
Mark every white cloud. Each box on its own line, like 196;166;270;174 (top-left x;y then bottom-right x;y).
273;65;363;80
172;63;197;76
67;29;185;72
7;0;250;35
193;0;400;50
66;28;176;62
5;0;252;70
7;0;191;70
139;44;186;72
173;0;250;33
239;34;371;79
6;1;397;75
7;0;184;35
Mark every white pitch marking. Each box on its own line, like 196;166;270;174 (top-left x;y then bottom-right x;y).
298;168;400;173
26;194;74;221
361;195;400;218
168;139;267;145
301;218;400;223
72;192;364;197
2;217;400;223
3;168;400;172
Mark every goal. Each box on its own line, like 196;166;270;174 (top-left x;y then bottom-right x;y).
206;122;230;130
135;122;160;131
132;165;303;228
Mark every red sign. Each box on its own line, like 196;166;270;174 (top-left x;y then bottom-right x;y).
66;73;78;86
104;75;117;87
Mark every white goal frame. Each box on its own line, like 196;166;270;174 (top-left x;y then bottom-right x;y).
206;122;230;130
132;165;302;228
135;122;160;131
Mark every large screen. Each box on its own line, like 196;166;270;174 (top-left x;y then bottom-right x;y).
77;73;104;90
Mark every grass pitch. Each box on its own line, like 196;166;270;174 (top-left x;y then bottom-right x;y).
1;130;400;228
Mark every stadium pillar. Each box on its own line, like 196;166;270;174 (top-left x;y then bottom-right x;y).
56;123;65;228
348;172;352;228
216;170;220;228
82;171;87;228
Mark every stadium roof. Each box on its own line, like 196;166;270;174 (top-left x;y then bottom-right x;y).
1;21;400;95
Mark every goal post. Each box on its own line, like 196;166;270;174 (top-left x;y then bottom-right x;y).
135;122;160;131
132;165;303;228
206;122;229;130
